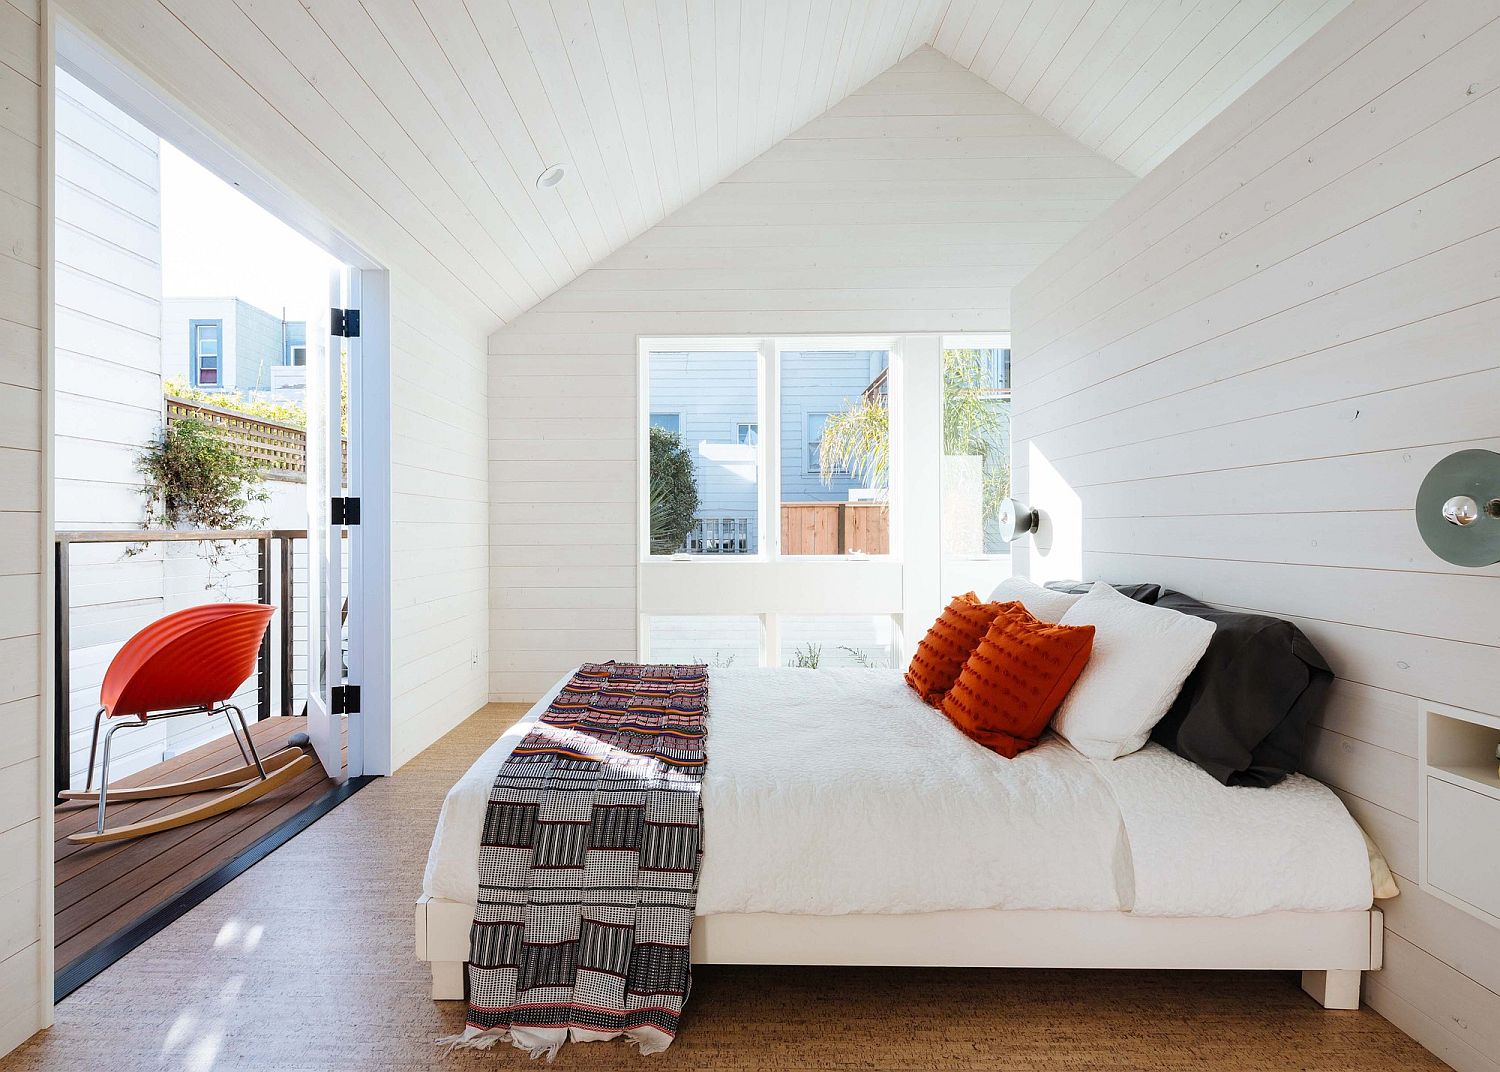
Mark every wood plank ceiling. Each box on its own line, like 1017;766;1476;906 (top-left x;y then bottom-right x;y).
934;0;1350;176
98;0;1348;332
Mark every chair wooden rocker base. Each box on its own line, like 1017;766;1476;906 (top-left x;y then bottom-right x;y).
64;697;317;846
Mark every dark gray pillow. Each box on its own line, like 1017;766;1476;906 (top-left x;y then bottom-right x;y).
1148;590;1331;788
1043;580;1163;605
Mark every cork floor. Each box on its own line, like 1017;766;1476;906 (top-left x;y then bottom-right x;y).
7;703;1446;1072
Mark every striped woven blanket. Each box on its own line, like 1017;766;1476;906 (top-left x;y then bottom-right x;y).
446;662;709;1056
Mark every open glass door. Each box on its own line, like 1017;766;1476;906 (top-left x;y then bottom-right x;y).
304;269;349;780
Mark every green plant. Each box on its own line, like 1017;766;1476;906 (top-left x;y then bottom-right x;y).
818;350;1012;543
136;416;269;534
693;652;737;668
837;645;884;668
649;426;700;554
790;642;822;669
166;377;308;428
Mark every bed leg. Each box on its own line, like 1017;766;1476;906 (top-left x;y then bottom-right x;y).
1302;969;1361;1010
431;961;465;1001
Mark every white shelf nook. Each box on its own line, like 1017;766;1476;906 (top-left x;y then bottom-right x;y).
1418;700;1500;927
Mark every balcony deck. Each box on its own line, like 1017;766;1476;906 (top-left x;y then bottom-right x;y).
54;715;343;995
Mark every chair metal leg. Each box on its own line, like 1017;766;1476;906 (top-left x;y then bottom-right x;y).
94;720;142;835
223;706;252;766
228;704;267;780
82;708;105;792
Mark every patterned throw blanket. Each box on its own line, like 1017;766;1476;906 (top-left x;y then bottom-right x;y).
445;662;709;1057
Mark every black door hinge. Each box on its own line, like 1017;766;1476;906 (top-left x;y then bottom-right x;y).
331;307;361;338
331;496;361;526
331;684;360;715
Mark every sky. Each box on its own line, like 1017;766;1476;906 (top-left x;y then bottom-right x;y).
158;141;342;327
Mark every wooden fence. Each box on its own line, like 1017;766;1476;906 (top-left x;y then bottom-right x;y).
167;396;345;481
780;502;889;555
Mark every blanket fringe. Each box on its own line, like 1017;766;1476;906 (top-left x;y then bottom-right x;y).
435;1029;565;1060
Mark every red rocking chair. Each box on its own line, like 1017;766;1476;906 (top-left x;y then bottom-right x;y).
60;603;316;845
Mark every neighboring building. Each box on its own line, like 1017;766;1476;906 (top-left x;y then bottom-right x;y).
649;349;888;553
162;296;308;400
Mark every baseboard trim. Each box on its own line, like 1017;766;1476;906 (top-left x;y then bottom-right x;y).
54;774;376;1002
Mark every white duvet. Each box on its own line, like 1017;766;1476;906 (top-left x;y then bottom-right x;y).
423;668;1374;918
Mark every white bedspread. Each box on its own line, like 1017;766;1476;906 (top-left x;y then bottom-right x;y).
423;668;1374;919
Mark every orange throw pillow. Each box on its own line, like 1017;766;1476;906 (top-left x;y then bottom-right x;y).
905;593;1018;705
940;611;1095;759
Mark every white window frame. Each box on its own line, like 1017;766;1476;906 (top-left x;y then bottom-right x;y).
638;333;1002;668
735;421;757;446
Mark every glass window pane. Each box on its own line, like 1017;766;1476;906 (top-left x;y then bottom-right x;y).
779;616;896;669
780;349;891;556
941;346;1012;556
649;412;680;436
647;350;759;556
647;616;761;667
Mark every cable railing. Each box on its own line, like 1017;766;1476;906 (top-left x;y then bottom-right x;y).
52;528;311;799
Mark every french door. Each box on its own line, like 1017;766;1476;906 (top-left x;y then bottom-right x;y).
305;268;354;780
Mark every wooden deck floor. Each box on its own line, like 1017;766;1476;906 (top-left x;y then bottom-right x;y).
54;715;338;981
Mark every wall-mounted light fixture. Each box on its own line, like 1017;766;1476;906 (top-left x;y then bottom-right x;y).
998;497;1038;543
1415;448;1500;566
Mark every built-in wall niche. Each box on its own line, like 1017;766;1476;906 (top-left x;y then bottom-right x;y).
1418;701;1500;927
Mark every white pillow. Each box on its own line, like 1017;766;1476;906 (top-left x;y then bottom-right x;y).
1052;582;1215;760
986;576;1081;624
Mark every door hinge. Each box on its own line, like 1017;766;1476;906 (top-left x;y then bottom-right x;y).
331;496;361;526
331;684;360;715
331;307;361;338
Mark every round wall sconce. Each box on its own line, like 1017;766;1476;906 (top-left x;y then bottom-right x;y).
998;497;1038;543
1415;448;1500;566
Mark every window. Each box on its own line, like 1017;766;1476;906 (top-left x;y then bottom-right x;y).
941;341;1012;556
286;344;307;366
190;320;222;387
804;413;828;475
781;348;888;556
649;412;681;436
645;348;759;556
780;616;897;669
645;616;761;667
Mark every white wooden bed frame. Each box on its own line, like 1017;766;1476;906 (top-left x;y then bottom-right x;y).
415;896;1381;1011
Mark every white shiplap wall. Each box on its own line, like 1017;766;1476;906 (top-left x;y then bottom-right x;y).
0;0;48;1057
389;274;489;769
488;47;1133;702
1010;3;1500;1070
933;0;1351;176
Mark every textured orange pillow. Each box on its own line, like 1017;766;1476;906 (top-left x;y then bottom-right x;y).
905;593;1018;705
940;611;1095;758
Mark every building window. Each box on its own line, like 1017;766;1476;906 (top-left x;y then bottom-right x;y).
285;344;307;366
804;413;828;475
649;412;682;437
737;422;758;445
190;320;222;388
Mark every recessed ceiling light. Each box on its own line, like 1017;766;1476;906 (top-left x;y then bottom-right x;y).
536;164;567;190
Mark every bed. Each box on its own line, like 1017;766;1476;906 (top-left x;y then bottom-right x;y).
416;666;1385;1013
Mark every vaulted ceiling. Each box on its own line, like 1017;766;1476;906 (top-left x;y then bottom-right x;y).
933;0;1347;175
67;0;1348;331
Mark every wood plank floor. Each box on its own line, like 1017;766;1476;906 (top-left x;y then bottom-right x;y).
9;704;1448;1071
54;715;338;978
